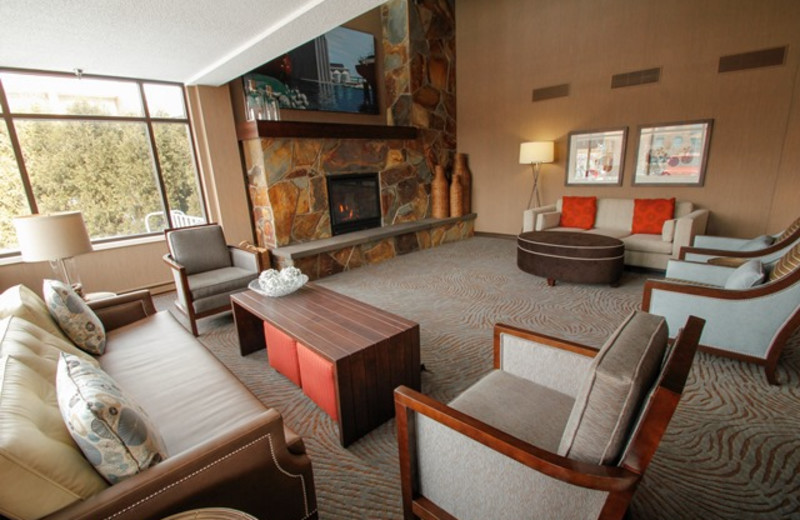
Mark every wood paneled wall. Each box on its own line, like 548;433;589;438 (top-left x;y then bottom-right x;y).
457;0;800;237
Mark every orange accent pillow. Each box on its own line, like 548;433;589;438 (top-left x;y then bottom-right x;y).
560;196;597;229
632;198;676;234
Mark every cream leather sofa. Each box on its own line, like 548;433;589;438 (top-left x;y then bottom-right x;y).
523;198;710;270
0;285;317;520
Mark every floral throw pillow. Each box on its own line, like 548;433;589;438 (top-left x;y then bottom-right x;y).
56;352;168;484
43;279;106;355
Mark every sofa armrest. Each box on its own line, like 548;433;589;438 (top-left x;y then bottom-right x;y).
88;290;157;331
44;410;316;520
671;209;710;258
522;204;557;232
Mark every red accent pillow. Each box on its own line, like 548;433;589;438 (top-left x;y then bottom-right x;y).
560;196;597;229
632;198;676;234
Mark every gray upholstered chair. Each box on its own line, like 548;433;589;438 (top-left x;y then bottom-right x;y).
643;239;800;385
163;224;263;336
395;311;704;520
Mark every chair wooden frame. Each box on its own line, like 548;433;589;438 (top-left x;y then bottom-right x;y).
642;263;800;385
163;223;264;336
394;317;704;520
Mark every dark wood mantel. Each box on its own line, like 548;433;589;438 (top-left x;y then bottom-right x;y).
236;120;418;141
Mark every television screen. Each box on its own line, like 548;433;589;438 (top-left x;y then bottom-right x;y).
243;26;378;115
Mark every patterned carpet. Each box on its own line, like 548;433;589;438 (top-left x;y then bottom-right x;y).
163;236;800;519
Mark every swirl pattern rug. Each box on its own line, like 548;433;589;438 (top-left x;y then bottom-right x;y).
168;236;800;519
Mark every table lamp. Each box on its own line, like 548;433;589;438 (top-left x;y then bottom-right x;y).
519;141;554;208
13;211;93;293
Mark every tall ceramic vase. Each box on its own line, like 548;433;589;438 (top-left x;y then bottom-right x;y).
432;165;450;219
454;153;472;214
450;168;464;218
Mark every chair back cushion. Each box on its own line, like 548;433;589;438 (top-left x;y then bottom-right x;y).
167;225;231;275
769;240;800;282
558;310;668;465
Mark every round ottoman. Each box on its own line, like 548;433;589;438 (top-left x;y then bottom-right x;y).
517;231;625;286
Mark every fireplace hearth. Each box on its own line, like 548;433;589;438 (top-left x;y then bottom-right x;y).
327;173;382;236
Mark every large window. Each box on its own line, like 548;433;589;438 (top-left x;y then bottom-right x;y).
0;69;205;255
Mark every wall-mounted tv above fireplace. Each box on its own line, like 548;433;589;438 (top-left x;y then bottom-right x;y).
243;26;378;115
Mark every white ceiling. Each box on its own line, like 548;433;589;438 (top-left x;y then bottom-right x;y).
0;0;386;86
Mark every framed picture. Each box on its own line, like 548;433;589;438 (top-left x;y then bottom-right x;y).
566;127;628;186
633;119;713;186
243;26;379;115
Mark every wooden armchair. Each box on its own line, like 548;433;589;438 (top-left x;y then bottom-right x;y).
679;215;800;265
395;311;704;520
163;224;263;335
643;240;800;385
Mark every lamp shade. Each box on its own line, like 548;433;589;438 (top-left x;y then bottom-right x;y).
519;141;554;164
13;212;93;262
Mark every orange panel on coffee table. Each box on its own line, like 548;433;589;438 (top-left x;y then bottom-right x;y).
231;284;421;447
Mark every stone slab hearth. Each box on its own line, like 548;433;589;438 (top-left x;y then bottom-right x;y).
271;214;475;280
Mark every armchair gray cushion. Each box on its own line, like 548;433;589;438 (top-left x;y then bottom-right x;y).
449;370;574;451
558;310;668;465
724;259;765;289
188;267;256;314
168;226;231;275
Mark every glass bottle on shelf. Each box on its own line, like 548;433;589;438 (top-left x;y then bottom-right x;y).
245;79;265;121
264;86;281;121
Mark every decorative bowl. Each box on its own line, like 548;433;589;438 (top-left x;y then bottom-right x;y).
249;267;308;297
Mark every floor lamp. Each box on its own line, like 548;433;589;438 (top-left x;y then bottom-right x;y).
13;211;93;295
519;141;554;209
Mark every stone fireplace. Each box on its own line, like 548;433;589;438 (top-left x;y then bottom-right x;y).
327;172;382;236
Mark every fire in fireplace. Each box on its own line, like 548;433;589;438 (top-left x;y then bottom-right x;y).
326;173;382;236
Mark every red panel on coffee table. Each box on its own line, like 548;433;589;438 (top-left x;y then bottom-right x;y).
297;343;338;421
264;322;302;386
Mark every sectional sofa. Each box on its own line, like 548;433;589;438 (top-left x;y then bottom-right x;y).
0;284;316;520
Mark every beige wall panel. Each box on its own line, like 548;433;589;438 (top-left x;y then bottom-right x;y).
458;0;800;238
768;64;800;233
0;240;170;296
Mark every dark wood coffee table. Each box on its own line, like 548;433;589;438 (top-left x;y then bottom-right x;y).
230;284;420;446
517;231;625;286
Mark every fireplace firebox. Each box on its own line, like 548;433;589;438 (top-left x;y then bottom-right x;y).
326;173;382;236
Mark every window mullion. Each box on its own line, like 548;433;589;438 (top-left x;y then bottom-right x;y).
139;81;172;228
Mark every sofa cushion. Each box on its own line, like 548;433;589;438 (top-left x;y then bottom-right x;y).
662;219;676;242
586;227;631;239
558;310;668;465
0;318;108;520
188;266;257;300
450;370;574;452
56;352;167;484
560;196;597;229
168;225;231;275
622;234;674;255
44;279;106;355
0;284;71;343
724;260;765;289
632;198;676;234
594;198;634;232
100;311;272;455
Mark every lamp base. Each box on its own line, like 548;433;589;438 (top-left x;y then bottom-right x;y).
49;257;84;297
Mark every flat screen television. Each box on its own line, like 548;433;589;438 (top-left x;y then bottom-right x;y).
243;26;378;115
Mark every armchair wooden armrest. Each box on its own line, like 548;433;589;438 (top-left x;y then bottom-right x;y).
88;290;156;331
394;386;638;520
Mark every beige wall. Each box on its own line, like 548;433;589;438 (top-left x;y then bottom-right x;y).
457;0;800;238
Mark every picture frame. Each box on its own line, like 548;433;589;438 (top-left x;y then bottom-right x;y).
633;119;713;186
566;127;628;186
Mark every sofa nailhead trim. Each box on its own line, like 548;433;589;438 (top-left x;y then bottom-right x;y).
104;433;315;520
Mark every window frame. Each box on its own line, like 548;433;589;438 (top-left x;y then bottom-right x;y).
0;67;206;256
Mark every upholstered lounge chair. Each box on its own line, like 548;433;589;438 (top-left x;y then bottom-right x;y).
679;215;800;265
395;311;704;520
643;240;800;385
163;224;263;335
